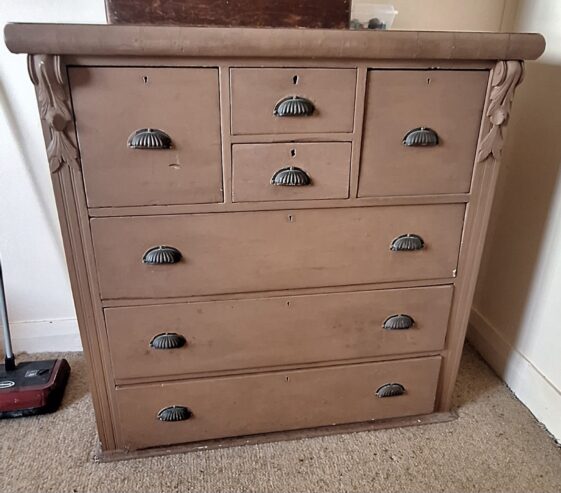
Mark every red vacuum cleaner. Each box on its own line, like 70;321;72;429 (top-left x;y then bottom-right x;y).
0;258;70;418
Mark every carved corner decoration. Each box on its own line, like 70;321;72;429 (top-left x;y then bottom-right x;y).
27;54;80;174
476;60;524;164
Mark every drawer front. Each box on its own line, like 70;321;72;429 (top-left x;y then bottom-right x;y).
232;142;351;202
69;67;223;207
106;285;452;380
115;356;441;449
91;204;465;299
230;68;356;135
358;70;489;197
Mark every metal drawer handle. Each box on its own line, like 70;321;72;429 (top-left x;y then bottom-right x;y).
383;314;415;330
157;406;192;422
273;96;315;117
271;166;311;186
128;128;172;149
142;246;182;265
403;127;439;147
376;383;406;398
150;333;187;350
390;234;425;252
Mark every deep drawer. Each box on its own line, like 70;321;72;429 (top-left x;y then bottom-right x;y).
105;285;452;380
358;70;488;197
232;142;351;202
69;67;223;207
230;68;357;135
90;204;465;299
114;356;441;450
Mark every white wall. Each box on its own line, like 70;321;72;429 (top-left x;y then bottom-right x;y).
469;0;561;441
0;2;106;352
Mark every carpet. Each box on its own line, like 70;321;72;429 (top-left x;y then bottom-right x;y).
0;344;559;493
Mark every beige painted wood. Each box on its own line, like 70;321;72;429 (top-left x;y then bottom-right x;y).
4;24;546;61
98;411;456;461
359;70;489;197
69;67;223;207
90;204;465;299
114;356;441;450
105;285;453;380
232;142;351;202
230;68;356;135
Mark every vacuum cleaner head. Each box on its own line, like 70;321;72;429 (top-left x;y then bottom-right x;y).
0;358;70;419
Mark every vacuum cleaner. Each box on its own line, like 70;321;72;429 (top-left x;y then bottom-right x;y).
0;258;70;418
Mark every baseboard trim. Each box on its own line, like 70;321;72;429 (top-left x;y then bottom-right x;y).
9;318;82;353
468;308;561;442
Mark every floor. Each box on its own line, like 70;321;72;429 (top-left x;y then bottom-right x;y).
0;344;560;493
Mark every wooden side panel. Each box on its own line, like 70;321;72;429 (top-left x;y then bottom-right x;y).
69;67;223;207
230;68;357;135
114;356;441;450
105;285;453;380
359;70;489;197
232;142;351;202
90;204;465;299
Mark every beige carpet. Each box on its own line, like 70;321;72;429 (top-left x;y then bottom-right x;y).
0;345;560;493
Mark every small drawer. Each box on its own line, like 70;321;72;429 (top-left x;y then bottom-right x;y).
230;68;357;135
114;356;441;450
90;204;465;299
69;67;223;207
105;285;452;380
232;142;351;202
358;70;489;197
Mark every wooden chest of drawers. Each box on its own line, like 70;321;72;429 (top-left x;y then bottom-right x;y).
4;24;544;460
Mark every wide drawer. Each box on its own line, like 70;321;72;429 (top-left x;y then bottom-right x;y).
358;70;488;197
90;204;465;299
230;68;356;135
105;285;453;380
69;67;223;207
114;356;441;450
232;142;351;202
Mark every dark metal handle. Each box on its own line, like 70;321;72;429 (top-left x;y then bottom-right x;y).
143;246;182;265
273;96;315;117
157;406;192;422
376;383;405;398
128;128;172;149
150;333;187;350
383;314;415;330
390;234;425;252
403;127;439;147
271;166;311;186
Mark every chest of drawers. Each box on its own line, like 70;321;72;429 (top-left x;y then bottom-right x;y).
4;24;544;459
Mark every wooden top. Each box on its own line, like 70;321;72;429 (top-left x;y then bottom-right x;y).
4;23;545;60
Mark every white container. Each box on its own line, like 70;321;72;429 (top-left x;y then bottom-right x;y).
350;2;398;30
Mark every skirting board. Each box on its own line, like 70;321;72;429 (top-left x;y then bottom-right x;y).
468;308;561;442
9;318;83;353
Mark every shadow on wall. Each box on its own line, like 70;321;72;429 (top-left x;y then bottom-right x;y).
473;60;561;372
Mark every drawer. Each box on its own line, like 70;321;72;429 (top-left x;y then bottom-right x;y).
358;70;489;197
232;142;351;202
69;67;223;207
91;204;465;299
105;285;452;380
114;356;441;449
230;68;356;135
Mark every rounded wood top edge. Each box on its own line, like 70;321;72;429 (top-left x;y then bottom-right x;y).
4;23;546;61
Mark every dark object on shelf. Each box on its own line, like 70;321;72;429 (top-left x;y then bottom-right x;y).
0;258;71;419
105;0;351;28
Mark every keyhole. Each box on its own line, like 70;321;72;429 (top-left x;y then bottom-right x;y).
290;148;296;158
426;77;431;85
292;75;299;85
288;214;294;223
143;76;149;84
